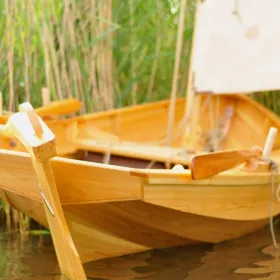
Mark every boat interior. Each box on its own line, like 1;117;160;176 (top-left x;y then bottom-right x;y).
1;93;280;170
1;1;280;279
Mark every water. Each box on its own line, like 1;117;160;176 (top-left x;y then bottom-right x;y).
0;225;279;280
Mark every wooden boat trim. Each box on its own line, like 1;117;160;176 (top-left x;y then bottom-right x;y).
0;149;142;205
2;148;279;186
130;167;280;185
43;98;185;126
1;148;279;186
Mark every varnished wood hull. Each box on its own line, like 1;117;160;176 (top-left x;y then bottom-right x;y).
0;189;272;263
0;150;279;263
1;95;280;266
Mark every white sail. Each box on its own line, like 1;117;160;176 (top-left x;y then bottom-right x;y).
193;0;280;93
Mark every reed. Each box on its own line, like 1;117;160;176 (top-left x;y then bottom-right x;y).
0;200;31;233
0;0;193;112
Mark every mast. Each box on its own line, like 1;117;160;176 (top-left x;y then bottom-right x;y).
166;0;187;146
181;0;200;149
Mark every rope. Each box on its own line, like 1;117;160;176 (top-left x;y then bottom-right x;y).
209;95;218;151
268;160;280;280
269;160;279;249
216;95;220;128
145;161;157;169
103;142;111;164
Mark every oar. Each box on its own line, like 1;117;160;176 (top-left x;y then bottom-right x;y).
190;147;263;180
0;98;82;123
35;98;82;117
191;127;278;180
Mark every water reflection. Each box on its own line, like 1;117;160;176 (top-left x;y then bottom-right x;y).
235;244;280;280
0;224;279;280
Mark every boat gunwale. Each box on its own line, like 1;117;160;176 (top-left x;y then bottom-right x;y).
45;97;187;125
0;149;278;186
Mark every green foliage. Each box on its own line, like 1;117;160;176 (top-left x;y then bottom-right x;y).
0;0;195;112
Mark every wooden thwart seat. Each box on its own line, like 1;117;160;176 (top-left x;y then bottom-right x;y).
76;138;194;166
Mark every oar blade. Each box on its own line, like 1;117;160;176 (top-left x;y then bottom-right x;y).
36;98;82;117
191;148;262;180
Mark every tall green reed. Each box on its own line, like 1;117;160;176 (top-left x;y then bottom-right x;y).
0;0;194;112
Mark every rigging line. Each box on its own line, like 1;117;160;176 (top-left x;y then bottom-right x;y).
269;162;278;248
269;160;279;280
209;95;218;151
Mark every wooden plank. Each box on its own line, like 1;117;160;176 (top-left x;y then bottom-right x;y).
0;150;142;205
142;182;280;221
130;168;192;180
0;151;40;200
130;165;280;186
48;121;78;156
52;157;142;204
55;98;186;144
76;138;194;166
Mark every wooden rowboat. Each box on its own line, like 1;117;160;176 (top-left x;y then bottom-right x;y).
1;1;280;279
0;100;279;280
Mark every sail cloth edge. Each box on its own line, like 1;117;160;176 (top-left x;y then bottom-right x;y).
192;0;280;94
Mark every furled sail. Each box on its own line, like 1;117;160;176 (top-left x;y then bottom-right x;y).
193;0;280;94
